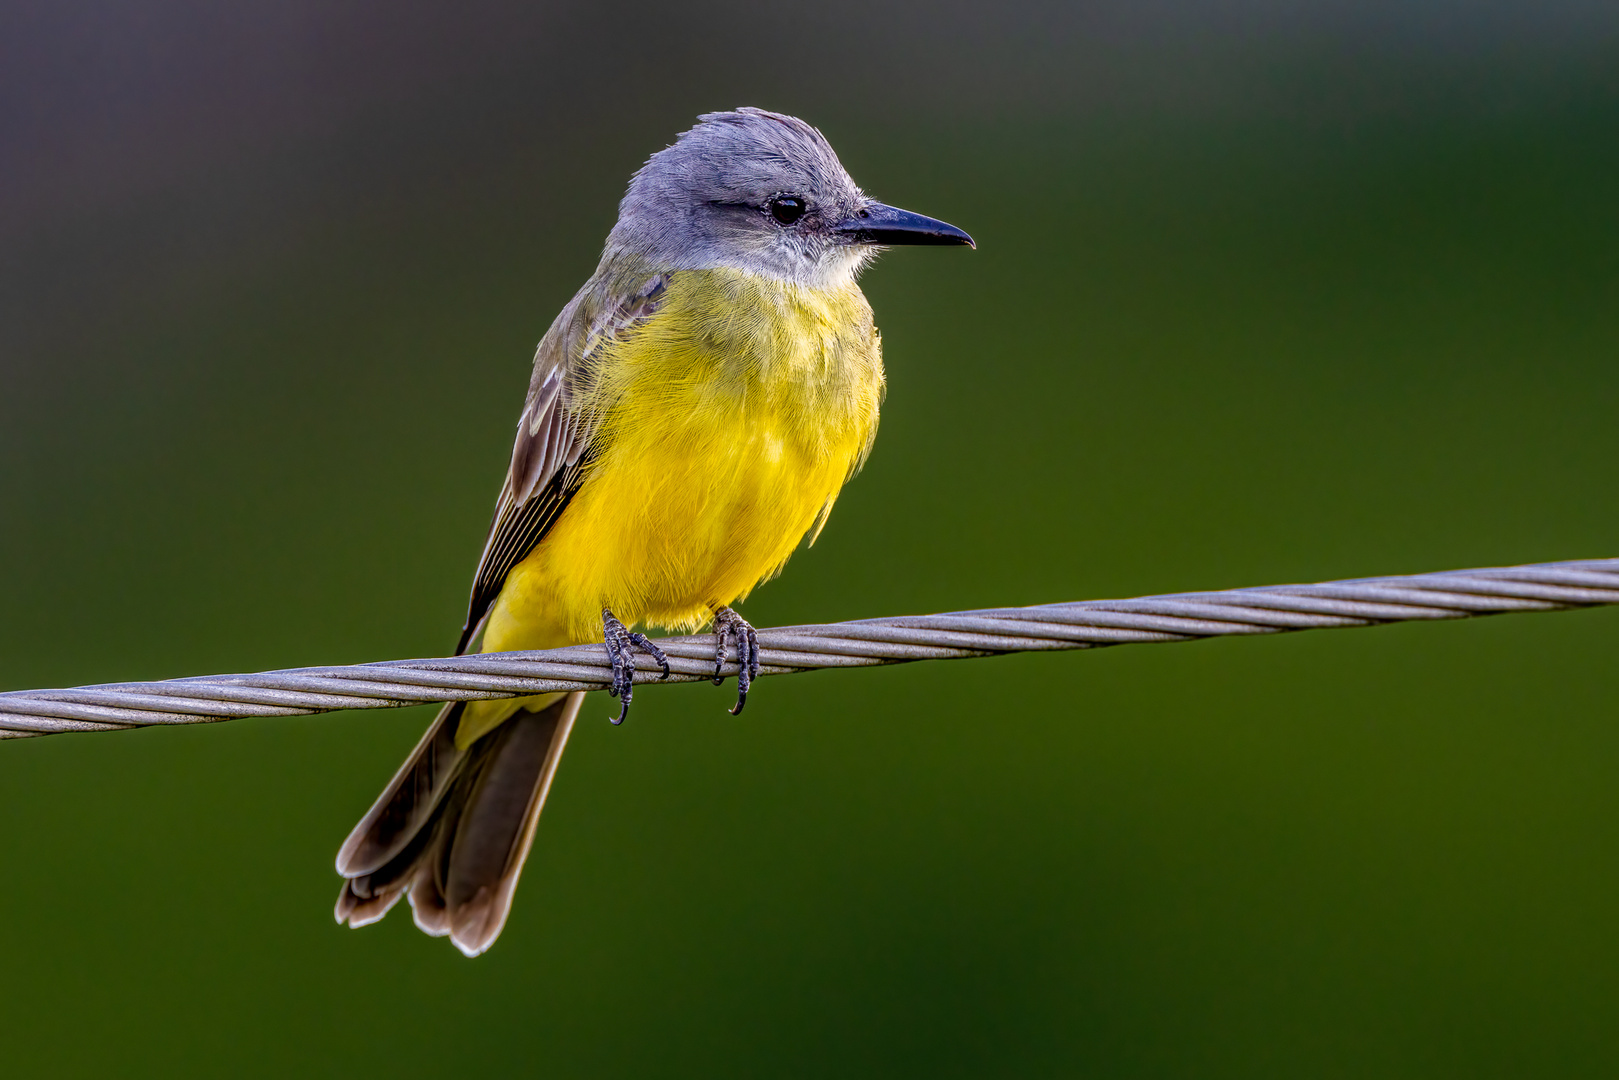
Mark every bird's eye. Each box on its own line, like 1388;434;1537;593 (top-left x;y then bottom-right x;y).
767;195;807;226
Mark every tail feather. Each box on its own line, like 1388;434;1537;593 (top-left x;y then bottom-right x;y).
336;700;472;878
334;692;583;956
335;878;406;928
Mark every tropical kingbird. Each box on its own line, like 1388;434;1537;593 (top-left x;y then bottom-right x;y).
334;107;973;956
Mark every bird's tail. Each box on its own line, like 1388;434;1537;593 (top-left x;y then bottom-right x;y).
333;691;583;956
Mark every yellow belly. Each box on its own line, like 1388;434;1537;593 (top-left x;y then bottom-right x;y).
459;268;883;744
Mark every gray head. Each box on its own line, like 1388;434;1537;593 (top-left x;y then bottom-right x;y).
605;107;972;288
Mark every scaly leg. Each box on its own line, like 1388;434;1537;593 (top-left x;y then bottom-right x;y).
602;608;670;725
711;606;762;716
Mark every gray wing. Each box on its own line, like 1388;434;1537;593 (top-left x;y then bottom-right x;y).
455;272;668;654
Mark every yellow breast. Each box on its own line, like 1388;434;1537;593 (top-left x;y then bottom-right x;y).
483;267;884;654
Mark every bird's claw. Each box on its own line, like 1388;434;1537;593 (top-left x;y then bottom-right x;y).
711;606;761;715
602;608;670;725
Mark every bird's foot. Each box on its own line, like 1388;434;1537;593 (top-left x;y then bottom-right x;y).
711;606;762;715
602;608;670;725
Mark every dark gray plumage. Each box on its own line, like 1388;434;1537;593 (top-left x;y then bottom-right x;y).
608;107;877;287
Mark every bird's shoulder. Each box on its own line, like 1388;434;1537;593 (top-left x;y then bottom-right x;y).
454;262;671;653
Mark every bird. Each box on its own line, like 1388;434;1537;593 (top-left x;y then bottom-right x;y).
332;107;973;956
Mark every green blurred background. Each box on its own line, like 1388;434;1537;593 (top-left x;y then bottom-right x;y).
3;2;1618;1075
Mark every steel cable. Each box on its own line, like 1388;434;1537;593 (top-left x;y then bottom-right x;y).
3;557;1615;739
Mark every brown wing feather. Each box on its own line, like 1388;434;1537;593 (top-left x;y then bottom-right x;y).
454;272;668;654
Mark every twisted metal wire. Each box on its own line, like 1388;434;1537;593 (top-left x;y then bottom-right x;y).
3;558;1615;740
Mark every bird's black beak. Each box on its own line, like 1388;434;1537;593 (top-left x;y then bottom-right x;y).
837;202;975;248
